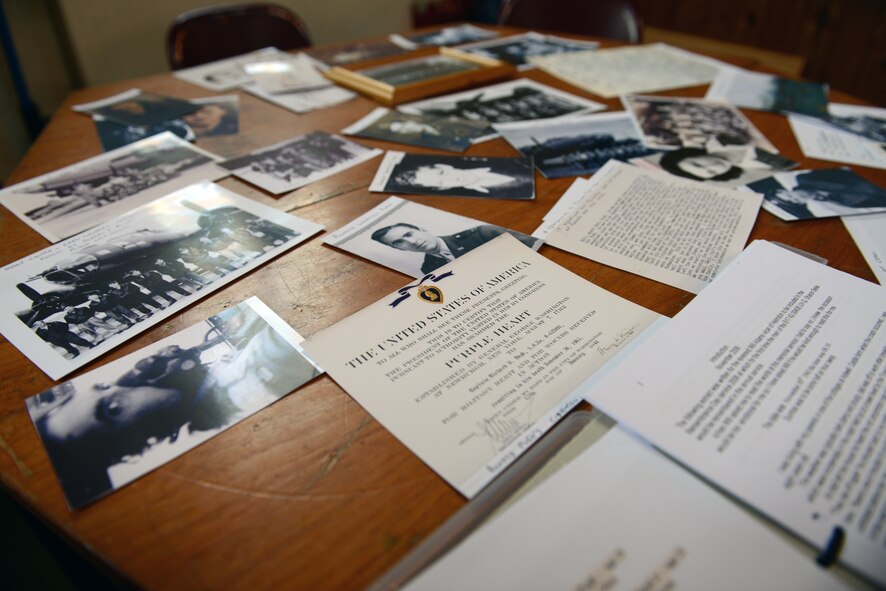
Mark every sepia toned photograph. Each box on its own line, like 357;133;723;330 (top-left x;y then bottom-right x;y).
370;151;535;200
220;131;382;194
706;69;829;116
632;145;797;188
343;107;493;152
494;112;657;178
324;196;541;277
26;296;321;509
0;132;228;242
358;54;481;87
0;182;323;380
72;89;198;128
748;168;886;221
182;95;240;137
306;41;408;68
398;78;605;126
390;24;498;49
622;95;777;152
93;115;194;151
457;32;599;70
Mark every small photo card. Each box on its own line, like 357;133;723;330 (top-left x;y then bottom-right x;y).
26;296;322;509
706;68;829;116
343;108;493;152
456;31;599;70
370;151;535;200
324;196;542;277
0;132;228;242
748;168;886;221
0;181;323;380
73;89;198;127
399;78;606;126
632;145;797;188
390;24;498;49
622;94;776;152
494;112;657;178
220;131;382;194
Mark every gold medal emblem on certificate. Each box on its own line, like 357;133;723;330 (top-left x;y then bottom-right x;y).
418;285;444;303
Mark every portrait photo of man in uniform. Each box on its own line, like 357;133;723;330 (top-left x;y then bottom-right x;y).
371;152;535;200
324;196;542;278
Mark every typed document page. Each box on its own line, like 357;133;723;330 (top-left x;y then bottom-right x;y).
303;234;659;497
585;240;886;586
538;161;761;293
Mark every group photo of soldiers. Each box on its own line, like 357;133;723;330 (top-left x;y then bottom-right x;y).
16;206;298;360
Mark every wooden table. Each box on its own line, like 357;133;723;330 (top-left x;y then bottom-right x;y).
1;26;882;590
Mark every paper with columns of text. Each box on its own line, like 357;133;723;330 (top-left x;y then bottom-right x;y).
585;240;886;587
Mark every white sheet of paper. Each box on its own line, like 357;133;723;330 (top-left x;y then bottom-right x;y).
303;234;659;497
536;161;761;293
528;43;726;98
173;47;287;91
789;104;886;171
584;240;886;586
404;426;849;591
843;212;886;285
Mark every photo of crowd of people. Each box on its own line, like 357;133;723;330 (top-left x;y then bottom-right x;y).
399;79;605;125
622;95;776;151
0;182;322;379
0;132;227;242
458;32;599;69
221;131;381;194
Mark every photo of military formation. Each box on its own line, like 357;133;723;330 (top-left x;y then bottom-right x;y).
15;205;299;360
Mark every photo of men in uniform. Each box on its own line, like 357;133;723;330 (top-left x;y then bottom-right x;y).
371;152;535;200
220;131;381;194
748;168;886;221
343;108;493;152
399;79;605;125
458;32;599;69
324;196;542;278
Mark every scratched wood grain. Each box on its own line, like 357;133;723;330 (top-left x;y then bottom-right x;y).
0;26;881;591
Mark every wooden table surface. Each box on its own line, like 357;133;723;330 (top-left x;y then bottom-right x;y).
0;26;882;590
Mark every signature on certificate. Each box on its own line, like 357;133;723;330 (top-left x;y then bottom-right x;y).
596;325;639;356
473;400;533;451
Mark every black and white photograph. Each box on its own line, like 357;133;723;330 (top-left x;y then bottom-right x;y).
173;47;288;91
306;41;408;69
182;95;240;137
631;145;798;187
705;68;829;116
72;89;199;128
390;24;498;49
494;112;658;178
814;104;886;144
747;168;886;221
0;181;323;380
93;115;194;151
398;79;605;126
0;132;229;242
26;296;321;509
456;32;599;70
370;151;535;200
357;54;481;87
220;131;382;194
324;196;541;277
622;95;777;152
342;107;493;152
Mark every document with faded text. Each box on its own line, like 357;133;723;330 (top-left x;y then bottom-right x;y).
303;234;659;497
